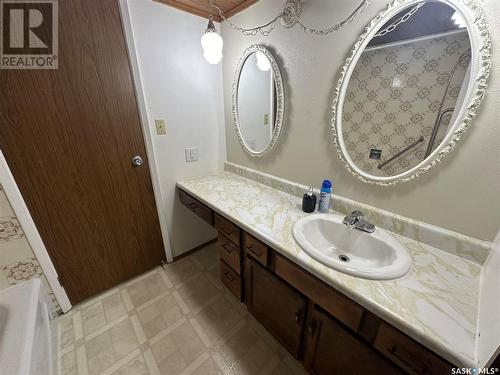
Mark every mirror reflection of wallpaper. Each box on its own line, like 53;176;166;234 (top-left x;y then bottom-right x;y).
0;184;61;316
342;31;470;176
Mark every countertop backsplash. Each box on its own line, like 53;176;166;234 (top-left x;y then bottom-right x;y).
225;161;492;264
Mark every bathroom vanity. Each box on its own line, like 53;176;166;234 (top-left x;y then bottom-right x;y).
176;170;488;374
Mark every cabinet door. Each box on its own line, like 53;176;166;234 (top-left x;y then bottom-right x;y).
245;257;307;358
304;307;403;375
374;323;452;375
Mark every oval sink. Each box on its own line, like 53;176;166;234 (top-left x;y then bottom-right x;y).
292;214;411;280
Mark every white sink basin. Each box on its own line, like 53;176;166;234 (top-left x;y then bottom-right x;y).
292;214;411;280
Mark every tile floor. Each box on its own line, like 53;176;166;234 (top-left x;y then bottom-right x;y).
57;243;307;375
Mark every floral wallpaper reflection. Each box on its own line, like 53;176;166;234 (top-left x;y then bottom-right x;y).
342;31;470;176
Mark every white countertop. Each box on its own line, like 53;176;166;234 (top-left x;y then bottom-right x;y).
177;171;481;367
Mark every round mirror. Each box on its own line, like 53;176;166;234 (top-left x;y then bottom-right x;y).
332;0;490;185
233;45;284;156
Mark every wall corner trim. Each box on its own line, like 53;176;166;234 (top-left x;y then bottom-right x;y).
118;0;174;263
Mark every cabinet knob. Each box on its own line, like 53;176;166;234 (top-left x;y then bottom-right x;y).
249;247;263;256
295;310;302;325
308;319;316;336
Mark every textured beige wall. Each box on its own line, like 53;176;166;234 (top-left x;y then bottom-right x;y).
221;0;500;241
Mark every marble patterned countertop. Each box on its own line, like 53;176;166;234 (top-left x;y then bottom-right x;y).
177;171;481;367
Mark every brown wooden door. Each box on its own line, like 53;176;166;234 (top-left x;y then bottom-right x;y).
244;256;307;357
304;306;403;375
0;0;165;303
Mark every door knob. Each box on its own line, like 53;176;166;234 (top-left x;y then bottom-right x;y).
132;155;144;166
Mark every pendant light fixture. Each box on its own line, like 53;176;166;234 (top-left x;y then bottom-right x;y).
200;0;374;64
201;1;223;64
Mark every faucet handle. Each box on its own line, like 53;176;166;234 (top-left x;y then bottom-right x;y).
349;210;364;219
343;210;363;227
343;210;376;233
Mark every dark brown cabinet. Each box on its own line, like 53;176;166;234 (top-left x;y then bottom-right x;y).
304;307;403;375
373;323;452;375
217;233;241;274
178;189;214;225
245;257;307;358
220;260;241;299
272;253;364;332
215;212;241;246
244;233;270;266
178;188;457;374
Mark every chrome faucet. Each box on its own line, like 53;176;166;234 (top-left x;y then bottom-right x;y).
343;210;375;233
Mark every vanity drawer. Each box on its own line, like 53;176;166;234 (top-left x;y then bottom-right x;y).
218;233;241;274
373;323;452;375
178;189;214;225
220;260;241;299
215;213;241;246
244;233;269;266
272;253;363;332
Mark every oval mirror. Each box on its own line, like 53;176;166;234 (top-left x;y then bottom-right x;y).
332;0;490;185
233;45;284;156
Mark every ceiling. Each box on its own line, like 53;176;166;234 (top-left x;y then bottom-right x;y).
154;0;260;22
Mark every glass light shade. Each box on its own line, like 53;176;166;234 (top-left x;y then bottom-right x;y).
451;11;466;28
255;51;271;71
201;30;223;64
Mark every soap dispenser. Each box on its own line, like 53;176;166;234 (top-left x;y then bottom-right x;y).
302;187;317;213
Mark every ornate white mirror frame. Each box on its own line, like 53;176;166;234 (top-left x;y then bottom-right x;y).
331;0;491;185
232;44;285;157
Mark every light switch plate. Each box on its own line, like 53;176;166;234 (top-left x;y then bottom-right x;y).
185;147;199;162
155;119;167;135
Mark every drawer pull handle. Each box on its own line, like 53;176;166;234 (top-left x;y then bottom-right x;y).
295;310;302;325
222;228;232;236
308;319;316;336
388;346;424;374
222;243;233;253
224;272;235;282
249;247;263;256
188;202;197;209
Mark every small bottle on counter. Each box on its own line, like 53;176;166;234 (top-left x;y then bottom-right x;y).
317;179;332;213
302;187;317;213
